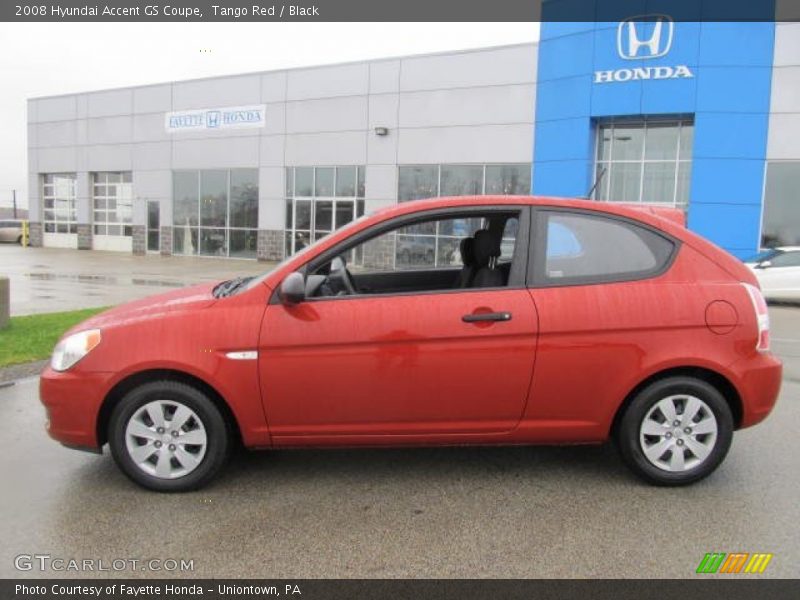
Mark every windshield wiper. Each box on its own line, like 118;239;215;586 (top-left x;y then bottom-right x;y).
213;276;253;298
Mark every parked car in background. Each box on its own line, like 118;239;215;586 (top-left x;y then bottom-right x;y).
745;247;800;302
40;196;782;491
0;220;23;244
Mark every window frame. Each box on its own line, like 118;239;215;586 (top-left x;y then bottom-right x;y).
270;205;532;304
593;117;693;208
527;207;680;288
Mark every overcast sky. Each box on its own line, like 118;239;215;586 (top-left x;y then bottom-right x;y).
0;22;539;209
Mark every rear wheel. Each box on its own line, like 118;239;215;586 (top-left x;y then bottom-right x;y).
616;376;733;486
16;235;22;245
109;381;230;492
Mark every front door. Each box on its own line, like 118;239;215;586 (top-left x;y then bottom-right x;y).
258;208;538;440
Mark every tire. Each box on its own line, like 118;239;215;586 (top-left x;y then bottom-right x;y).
616;376;733;486
17;235;23;245
109;381;231;492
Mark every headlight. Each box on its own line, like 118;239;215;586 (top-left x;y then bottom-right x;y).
50;329;102;372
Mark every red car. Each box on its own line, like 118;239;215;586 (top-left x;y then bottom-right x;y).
40;196;782;491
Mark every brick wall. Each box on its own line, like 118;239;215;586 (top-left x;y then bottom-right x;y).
132;225;146;255
160;226;173;255
28;222;43;247
258;229;284;261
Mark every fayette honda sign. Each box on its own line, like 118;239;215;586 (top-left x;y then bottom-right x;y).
165;104;266;132
594;15;695;84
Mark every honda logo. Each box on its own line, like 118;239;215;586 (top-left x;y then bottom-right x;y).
617;15;674;60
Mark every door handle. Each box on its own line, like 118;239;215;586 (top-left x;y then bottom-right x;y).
462;312;512;323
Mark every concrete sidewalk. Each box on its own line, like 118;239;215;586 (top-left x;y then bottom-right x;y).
0;245;274;316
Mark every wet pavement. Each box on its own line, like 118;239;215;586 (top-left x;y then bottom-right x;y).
0;245;272;316
0;307;798;578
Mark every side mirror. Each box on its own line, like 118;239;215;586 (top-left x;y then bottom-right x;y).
758;260;772;269
279;272;306;305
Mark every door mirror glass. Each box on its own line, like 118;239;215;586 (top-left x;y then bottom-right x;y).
279;272;306;305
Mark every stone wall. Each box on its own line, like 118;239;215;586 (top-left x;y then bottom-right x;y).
27;222;43;247
160;226;173;256
132;225;146;256
257;229;284;262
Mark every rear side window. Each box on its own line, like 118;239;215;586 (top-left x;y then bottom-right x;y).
539;211;675;285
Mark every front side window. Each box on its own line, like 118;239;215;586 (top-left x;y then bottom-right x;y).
539;211;675;284
305;211;522;298
93;172;132;237
42;173;77;234
594;118;693;207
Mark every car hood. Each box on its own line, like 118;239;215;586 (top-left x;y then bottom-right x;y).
67;282;218;333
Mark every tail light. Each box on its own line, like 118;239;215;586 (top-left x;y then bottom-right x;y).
742;283;770;351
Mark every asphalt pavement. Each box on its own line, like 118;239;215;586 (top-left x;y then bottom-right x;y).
1;245;271;316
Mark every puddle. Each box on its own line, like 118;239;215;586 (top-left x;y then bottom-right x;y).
27;273;184;287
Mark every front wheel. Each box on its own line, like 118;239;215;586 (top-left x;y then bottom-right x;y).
616;376;733;486
109;381;230;492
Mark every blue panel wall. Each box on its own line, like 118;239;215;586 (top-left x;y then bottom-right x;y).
533;2;776;258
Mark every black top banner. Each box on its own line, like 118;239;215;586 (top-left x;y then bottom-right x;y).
2;0;796;22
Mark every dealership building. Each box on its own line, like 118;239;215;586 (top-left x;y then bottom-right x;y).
26;18;800;261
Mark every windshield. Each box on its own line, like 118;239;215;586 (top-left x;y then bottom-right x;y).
744;248;782;263
244;212;372;290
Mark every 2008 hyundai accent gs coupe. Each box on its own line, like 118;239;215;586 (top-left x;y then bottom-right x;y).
40;196;782;491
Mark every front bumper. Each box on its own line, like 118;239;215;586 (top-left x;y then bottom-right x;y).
39;366;114;451
733;351;783;429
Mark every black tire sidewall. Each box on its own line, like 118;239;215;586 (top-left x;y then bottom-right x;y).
617;376;734;486
109;381;230;492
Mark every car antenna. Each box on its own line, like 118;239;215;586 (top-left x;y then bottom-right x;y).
585;166;607;200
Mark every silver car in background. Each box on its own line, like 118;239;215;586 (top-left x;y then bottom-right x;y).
0;220;24;244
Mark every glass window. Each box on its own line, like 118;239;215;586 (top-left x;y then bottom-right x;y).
229;229;257;259
172;169;259;258
306;211;520;298
335;167;356;197
230;169;258;229
314;167;334;197
92;172;133;237
398;166;438;201
611;123;645;161
542;212;674;283
440;165;483;196
762;162;800;247
285;166;366;256
770;251;800;267
595;119;693;207
200;170;227;227
147;200;160;252
314;201;333;232
294;167;314;197
41;173;77;234
357;166;366;198
485;165;531;195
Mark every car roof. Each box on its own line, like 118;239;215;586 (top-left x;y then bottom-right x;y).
371;195;685;232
